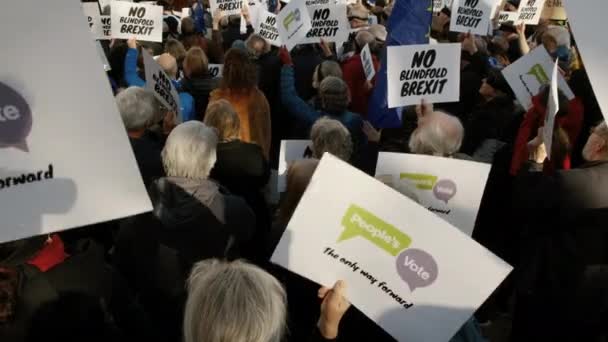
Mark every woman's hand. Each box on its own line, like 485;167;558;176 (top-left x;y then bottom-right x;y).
318;280;351;340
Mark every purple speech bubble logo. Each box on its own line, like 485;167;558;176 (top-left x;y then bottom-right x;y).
0;82;32;152
433;179;457;204
396;248;438;292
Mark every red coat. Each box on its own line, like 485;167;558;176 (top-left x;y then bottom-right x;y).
510;94;584;176
342;53;379;118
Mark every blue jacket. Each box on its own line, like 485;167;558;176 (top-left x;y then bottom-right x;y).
124;48;196;122
280;65;366;153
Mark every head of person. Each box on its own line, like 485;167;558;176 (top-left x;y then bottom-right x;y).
312;61;343;90
203;100;240;142
183;47;209;78
354;30;375;54
165;39;187;67
318;76;350;114
184;259;286;342
479;69;514;101
276;158;320;227
116;87;160;135
220;48;258;92
310;117;353;161
181;16;196;35
367;24;387;50
409;111;464;157
348;5;370;29
162;121;218;180
158;53;179;80
246;34;270;58
583;121;608;162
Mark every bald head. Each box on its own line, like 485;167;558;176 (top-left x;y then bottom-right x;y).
157;53;178;79
409;111;464;157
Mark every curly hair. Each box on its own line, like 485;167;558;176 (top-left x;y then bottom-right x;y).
220;48;258;93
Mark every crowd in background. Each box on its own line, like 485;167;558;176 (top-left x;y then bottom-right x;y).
1;0;607;341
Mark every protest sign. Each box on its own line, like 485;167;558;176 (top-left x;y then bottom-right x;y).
375;153;491;236
502;45;573;110
95;15;112;40
564;0;608;124
0;0;152;244
301;4;349;44
516;0;546;25
450;0;498;35
541;0;566;20
278;140;313;193
208;64;224;78
246;0;263;27
111;1;163;42
271;154;512;342
82;2;101;33
543;61;559;160
497;11;518;25
433;0;446;12
360;43;376;81
182;7;192;18
277;0;313;50
256;11;283;46
143;49;181;117
210;0;244;17
387;43;461;108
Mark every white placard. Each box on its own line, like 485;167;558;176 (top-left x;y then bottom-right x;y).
450;0;498;35
563;0;608;124
360;43;376;81
111;1;163;42
181;7;191;18
375;153;491;236
497;11;518;24
256;11;283;46
301;4;349;44
277;0;313;51
143;49;181;116
278;140;313;193
208;64;224;78
271;154;512;342
210;0;244;17
0;0;152;244
82;2;101;33
95;15;113;40
543;61;559;160
387;43;461;108
501;45;574;110
247;0;263;27
516;0;547;25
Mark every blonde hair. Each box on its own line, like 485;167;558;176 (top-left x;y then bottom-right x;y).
204;100;241;141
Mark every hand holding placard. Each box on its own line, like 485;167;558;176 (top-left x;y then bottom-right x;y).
318;280;351;339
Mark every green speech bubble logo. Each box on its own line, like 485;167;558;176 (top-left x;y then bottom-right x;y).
338;204;412;256
399;173;438;190
526;64;549;85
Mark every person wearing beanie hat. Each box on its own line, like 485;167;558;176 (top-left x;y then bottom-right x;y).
460;69;521;158
368;24;387;43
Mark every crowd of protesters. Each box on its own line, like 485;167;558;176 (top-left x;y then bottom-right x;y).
1;0;607;341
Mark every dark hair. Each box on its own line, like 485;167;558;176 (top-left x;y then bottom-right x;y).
181;17;195;35
220;48;257;93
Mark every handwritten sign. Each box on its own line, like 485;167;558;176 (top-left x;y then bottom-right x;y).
143;49;181;116
277;0;313;51
516;0;547;25
111;1;163;42
497;11;519;25
360;43;376;81
501;45;573;110
210;0;244;17
301;4;349;44
375;153;491;236
208;64;224;78
95;15;112;40
271;154;512;342
0;0;152;244
256;10;283;46
450;0;498;35
278;140;313;193
387;43;461;108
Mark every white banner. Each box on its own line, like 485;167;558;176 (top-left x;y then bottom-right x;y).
271;154;512;342
450;0;498;35
111;1;163;42
256;10;283;46
501;45;574;110
0;0;152;244
210;0;244;17
95;15;112;40
277;0;313;51
278;140;313;193
516;0;547;25
301;4;349;44
143;49;181;117
360;43;376;81
387;43;461;108
375;153;491;236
